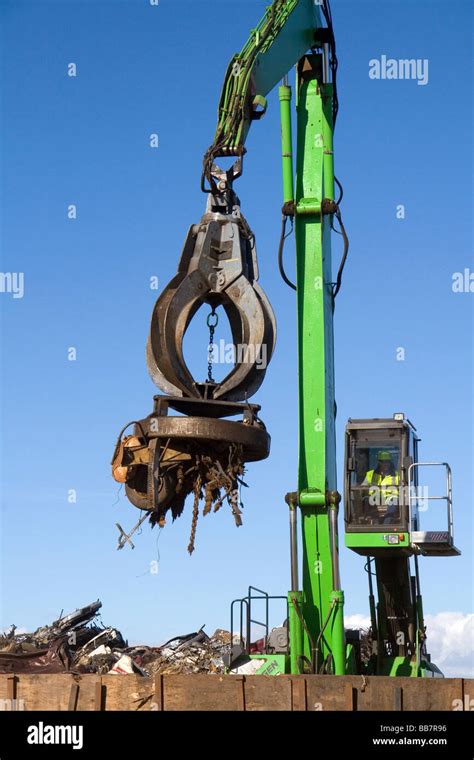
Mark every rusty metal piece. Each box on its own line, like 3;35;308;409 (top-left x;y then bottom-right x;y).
124;436;249;553
146;193;276;402
116;512;149;550
135;414;269;462
188;474;202;554
112;435;149;483
0;639;72;675
113;397;270;552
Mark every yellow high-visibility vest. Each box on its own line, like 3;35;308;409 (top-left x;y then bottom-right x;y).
365;470;400;507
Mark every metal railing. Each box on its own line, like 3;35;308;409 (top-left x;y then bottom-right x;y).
230;586;289;655
408;462;454;540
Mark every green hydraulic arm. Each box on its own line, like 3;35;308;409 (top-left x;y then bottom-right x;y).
202;0;325;191
288;56;345;675
203;0;347;675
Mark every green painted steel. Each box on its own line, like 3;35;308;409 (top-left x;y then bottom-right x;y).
345;644;356;674
249;653;288;675
329;590;345;674
298;490;326;506
278;85;295;204
345;533;409;549
375;656;441;678
211;0;322;154
212;2;446;682
288;591;304;674
293;58;345;675
416;594;425;642
378;657;418;677
321;83;335;199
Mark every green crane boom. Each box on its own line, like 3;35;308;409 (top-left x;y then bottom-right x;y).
113;0;460;678
203;0;346;675
204;0;459;677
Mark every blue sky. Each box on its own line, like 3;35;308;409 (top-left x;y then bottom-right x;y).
0;0;472;673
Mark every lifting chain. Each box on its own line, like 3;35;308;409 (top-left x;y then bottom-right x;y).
206;308;218;383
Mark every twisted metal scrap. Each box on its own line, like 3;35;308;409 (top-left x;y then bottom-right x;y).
187;446;245;554
150;444;246;554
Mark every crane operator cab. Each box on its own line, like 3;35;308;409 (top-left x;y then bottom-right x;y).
344;413;460;558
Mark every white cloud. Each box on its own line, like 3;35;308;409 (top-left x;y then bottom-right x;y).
345;611;474;678
344;613;371;630
425;612;474;678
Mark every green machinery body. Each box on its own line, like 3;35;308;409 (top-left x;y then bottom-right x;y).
204;0;459;677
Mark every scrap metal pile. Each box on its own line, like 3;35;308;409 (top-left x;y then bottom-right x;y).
0;601;238;677
112;190;275;553
113;425;252;555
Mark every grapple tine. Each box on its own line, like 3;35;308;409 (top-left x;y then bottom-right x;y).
146;194;276;402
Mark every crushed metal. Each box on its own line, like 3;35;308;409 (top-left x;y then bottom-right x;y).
0;601;238;676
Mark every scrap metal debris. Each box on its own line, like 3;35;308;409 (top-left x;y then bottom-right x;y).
0;601;126;675
135;627;242;676
170;446;247;554
113;433;249;554
0;601;239;676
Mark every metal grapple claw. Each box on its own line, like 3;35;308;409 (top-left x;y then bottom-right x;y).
146;194;276;401
113;193;275;552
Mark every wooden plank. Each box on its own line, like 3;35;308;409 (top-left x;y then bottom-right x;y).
461;679;472;711
243;676;291;711
94;681;104;711
6;675;16;703
68;683;80;711
162;675;242;711
352;676;405;711
153;674;164;711
306;675;348;710
3;675;98;711
101;675;154;711
0;675;10;702
344;681;357;711
290;677;307;711
0;675;22;710
393;686;403;711
234;675;246;711
402;678;464;712
0;673;471;711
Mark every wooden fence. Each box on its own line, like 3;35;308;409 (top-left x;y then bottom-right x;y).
0;673;472;711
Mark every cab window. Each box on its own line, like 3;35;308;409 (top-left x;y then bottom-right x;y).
346;430;405;530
